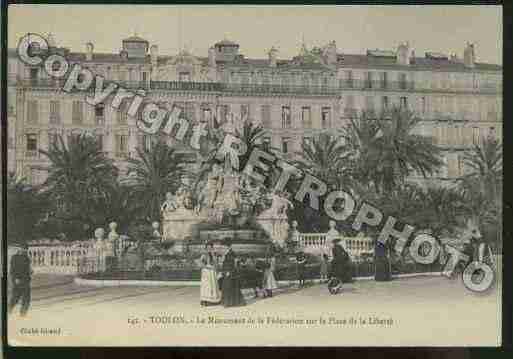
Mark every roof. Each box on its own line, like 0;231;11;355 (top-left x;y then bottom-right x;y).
123;35;149;43
6;47;501;72
215;39;239;47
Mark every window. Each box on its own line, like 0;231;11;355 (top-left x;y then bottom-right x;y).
282;106;291;128
321;107;331;128
240;104;250;120
380;72;388;89
382;96;389;111
179;72;191;82
72;101;83;124
262;137;271;151
95;134;104;150
301;107;311;128
421;97;427;114
261;105;271;128
118;102;128;124
27;100;38;123
95;104;105;125
142;72;148;83
29;68;38;81
217;105;229;122
489;127;496;139
185;102;196;122
399;73;407;90
365;96;375;111
345;95;356;117
116;134;129;156
26;134;38;157
49;101;60;123
458;155;465;176
345;70;353;88
400;97;408;109
282;137;290;154
143;134;153;152
472;127;480;145
365;72;373;88
201;107;212;123
48;133;59;149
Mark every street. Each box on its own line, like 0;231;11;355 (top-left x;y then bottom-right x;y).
7;274;502;347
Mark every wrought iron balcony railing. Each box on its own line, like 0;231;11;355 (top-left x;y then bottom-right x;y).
10;76;501;95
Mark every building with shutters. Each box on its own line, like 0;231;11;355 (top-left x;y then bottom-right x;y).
6;34;502;187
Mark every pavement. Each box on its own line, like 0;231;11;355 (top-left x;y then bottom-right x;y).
6;274;502;347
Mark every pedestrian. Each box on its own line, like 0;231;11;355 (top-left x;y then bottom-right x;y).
8;243;33;317
329;238;350;289
374;241;391;282
220;239;246;307
263;250;278;297
320;254;329;283
296;251;307;287
199;242;221;307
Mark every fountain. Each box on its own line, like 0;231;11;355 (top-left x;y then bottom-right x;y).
161;148;291;256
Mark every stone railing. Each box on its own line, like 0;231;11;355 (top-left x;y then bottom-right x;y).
296;232;374;261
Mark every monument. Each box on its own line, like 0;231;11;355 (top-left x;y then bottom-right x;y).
159;134;292;255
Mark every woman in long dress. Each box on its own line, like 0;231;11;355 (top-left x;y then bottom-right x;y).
221;240;246;307
330;238;350;283
200;242;221;306
263;252;278;297
374;241;391;282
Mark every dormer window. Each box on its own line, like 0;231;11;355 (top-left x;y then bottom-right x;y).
179;72;191;82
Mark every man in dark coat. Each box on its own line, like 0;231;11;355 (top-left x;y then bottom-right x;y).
374;241;392;281
9;243;33;316
221;240;246;307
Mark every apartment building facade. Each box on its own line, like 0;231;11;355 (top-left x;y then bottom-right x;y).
6;34;502;186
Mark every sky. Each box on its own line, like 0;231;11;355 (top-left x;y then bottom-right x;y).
8;5;503;64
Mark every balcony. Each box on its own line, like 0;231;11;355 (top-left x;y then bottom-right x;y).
10;76;501;96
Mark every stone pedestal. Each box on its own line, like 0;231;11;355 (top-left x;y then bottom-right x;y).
256;216;289;247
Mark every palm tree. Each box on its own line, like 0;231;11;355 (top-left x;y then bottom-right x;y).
344;107;443;194
459;135;502;206
39;134;118;238
458;135;502;246
126;139;186;222
415;186;467;237
7;173;50;244
294;133;351;188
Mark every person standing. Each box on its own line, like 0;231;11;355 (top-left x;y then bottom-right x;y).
374;241;391;282
221;240;246;307
8;243;32;317
199;242;221;307
296;251;307;287
263;251;278;297
329;238;350;284
320;254;329;283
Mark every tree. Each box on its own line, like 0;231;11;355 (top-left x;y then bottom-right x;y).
39;134;118;239
414;186;467;237
294;133;351;188
7;174;50;245
126;139;186;222
343;108;443;194
458;135;502;246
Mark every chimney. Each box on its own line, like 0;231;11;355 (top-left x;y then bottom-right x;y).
150;44;158;65
326;40;337;66
464;42;475;68
85;42;94;61
268;46;278;67
208;46;216;67
396;41;410;66
47;33;56;48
